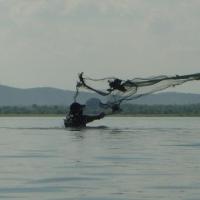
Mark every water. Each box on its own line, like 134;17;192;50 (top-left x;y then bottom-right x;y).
0;116;200;200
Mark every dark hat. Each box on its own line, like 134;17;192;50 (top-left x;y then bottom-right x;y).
70;102;85;112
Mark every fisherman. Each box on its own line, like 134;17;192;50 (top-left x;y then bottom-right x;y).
65;102;105;127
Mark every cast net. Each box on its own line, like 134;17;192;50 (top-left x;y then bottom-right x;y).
75;72;200;114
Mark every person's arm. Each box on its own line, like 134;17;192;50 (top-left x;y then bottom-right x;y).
85;112;105;123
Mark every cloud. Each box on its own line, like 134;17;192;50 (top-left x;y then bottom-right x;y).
1;0;199;29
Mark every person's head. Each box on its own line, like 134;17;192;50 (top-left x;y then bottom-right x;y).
70;102;85;115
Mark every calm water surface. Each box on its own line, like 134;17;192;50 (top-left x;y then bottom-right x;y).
0;117;200;200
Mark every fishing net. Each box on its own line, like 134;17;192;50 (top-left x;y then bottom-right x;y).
75;72;200;114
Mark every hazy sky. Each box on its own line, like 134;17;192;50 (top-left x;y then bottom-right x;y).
0;0;200;92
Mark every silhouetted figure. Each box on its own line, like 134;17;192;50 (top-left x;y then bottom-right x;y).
64;102;105;127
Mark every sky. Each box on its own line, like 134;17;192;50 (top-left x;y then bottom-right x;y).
0;0;200;93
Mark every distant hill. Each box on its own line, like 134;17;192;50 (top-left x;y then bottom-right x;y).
0;85;93;106
0;85;199;106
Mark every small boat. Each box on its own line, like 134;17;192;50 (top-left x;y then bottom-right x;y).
64;118;86;128
64;119;69;128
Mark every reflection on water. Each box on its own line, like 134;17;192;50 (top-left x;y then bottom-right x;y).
0;117;199;200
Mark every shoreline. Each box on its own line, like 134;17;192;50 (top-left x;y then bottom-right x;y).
0;114;199;117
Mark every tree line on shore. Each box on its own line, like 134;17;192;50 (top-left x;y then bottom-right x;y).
121;104;200;115
0;104;200;116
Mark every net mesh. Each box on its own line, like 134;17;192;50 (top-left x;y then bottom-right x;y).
75;72;200;114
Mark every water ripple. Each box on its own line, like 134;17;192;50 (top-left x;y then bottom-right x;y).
30;176;103;184
0;186;66;193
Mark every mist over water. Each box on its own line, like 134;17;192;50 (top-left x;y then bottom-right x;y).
0;117;199;199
